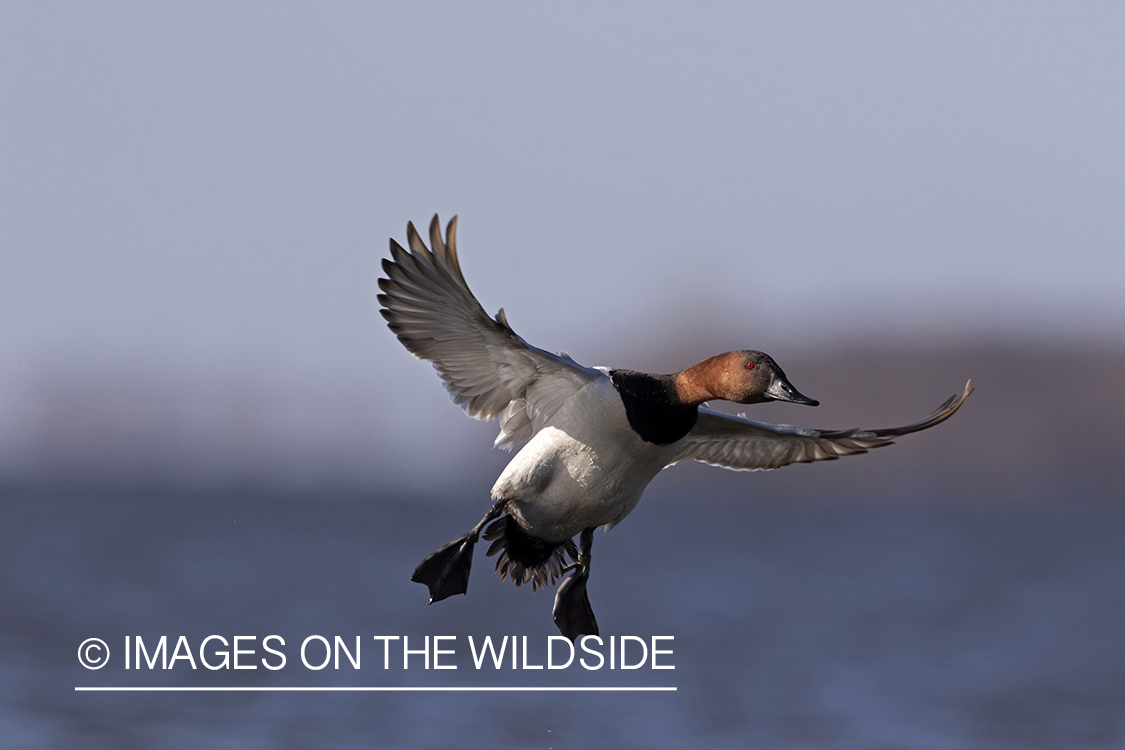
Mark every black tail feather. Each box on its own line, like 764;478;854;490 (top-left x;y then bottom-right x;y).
483;516;577;592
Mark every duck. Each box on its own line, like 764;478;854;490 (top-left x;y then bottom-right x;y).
378;215;972;641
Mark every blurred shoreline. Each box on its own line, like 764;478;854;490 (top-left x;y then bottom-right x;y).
4;336;1122;504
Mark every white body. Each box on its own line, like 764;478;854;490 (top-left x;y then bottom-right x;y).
492;374;682;542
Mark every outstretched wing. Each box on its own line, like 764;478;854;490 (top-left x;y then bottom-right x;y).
378;215;599;448
671;381;973;471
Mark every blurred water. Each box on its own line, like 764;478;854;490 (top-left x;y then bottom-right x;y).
3;483;1124;749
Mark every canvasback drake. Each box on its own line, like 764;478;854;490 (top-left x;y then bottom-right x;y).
379;215;972;640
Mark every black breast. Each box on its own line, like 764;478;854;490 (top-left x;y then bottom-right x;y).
608;369;699;445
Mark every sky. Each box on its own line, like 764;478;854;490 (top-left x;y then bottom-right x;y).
2;2;1123;486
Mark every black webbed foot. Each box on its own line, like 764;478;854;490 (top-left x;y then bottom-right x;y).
553;567;598;640
411;534;477;603
412;498;505;604
552;527;599;641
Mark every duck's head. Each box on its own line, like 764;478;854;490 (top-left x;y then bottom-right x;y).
676;350;819;407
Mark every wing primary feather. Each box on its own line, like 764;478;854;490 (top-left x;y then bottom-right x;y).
429;214;446;257
672;380;973;473
443;216;470;288
379;215;598;443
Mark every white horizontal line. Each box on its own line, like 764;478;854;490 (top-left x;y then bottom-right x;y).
75;686;676;692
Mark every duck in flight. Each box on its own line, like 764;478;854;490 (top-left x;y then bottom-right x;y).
378;215;972;640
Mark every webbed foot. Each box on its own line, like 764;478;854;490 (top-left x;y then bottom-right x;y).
411;535;477;603
553;567;598;640
552;527;599;640
411;498;506;604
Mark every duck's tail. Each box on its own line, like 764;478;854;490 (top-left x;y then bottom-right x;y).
483;516;577;592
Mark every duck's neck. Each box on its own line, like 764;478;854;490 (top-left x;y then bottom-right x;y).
673;354;728;407
608;369;700;445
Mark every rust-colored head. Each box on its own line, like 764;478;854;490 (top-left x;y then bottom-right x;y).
674;350;819;407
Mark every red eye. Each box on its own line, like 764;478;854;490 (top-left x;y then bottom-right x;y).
745;363;754;370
